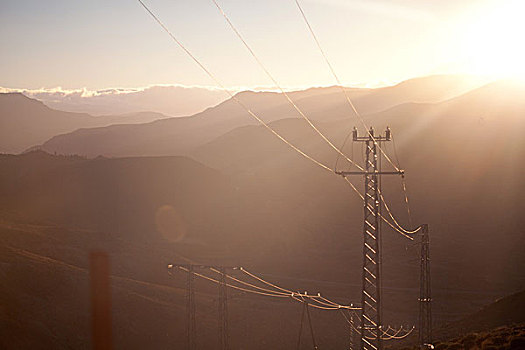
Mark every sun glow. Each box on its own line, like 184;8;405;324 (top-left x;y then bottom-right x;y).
458;0;525;81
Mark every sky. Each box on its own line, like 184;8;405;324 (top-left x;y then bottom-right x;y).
1;0;524;91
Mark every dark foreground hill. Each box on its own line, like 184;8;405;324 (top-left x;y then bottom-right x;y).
436;290;525;342
433;324;525;350
0;134;524;349
395;289;525;349
0;151;235;243
0;152;364;349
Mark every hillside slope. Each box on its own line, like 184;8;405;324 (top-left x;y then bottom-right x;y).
0;151;235;242
436;290;525;341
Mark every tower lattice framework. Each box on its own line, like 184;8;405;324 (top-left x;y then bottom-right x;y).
337;127;403;350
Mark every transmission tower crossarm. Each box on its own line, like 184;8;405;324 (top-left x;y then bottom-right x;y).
336;170;404;176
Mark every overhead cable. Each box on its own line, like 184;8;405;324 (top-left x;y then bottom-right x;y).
138;0;413;242
210;0;364;172
173;265;360;310
137;0;333;173
294;0;402;173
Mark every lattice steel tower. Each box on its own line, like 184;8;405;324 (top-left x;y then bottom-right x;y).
337;127;403;350
186;265;196;350
419;224;432;348
218;267;230;350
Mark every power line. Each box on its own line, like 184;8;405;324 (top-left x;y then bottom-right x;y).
340;310;415;341
391;133;413;228
170;265;360;310
343;174;416;240
378;190;421;236
239;267;360;310
295;0;421;241
137;0;333;173
136;0;411;243
294;0;401;175
210;0;364;172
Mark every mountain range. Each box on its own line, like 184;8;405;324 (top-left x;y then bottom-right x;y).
0;93;170;154
30;75;486;157
2;84;228;117
0;74;524;349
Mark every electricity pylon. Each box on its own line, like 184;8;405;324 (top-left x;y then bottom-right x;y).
187;265;196;350
349;310;356;350
218;266;230;350
168;264;235;350
418;224;432;348
336;127;403;350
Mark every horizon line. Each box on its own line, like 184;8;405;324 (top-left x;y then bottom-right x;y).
0;73;490;98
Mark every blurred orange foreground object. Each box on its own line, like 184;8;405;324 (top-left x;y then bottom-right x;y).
90;251;112;350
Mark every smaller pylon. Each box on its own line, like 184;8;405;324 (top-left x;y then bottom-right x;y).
418;224;432;348
218;267;229;350
187;265;196;350
349;310;356;350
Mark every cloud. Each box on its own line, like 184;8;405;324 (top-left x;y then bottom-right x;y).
1;84;231;117
1;80;395;117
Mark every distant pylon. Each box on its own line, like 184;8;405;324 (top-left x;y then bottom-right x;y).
187;265;196;350
296;299;318;350
218;267;230;350
418;224;432;348
349;310;356;350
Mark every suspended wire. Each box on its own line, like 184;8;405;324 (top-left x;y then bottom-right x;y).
391;133;414;228
137;0;333;173
210;0;364;172
138;0;414;244
211;267;345;309
173;265;359;310
294;0;402;173
176;265;291;298
209;267;291;296
381;215;416;240
401;178;413;228
386;326;415;339
239;267;360;309
291;294;343;310
334;127;355;172
316;294;354;309
339;309;415;341
380;326;415;340
239;266;293;294
343;177;364;200
175;265;412;339
378;190;421;236
295;0;421;238
343;176;415;240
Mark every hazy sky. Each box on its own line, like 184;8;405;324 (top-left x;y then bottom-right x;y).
1;0;522;90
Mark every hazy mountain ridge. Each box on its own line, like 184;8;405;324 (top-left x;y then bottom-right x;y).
3;84;228;117
0;93;171;153
32;75;487;157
